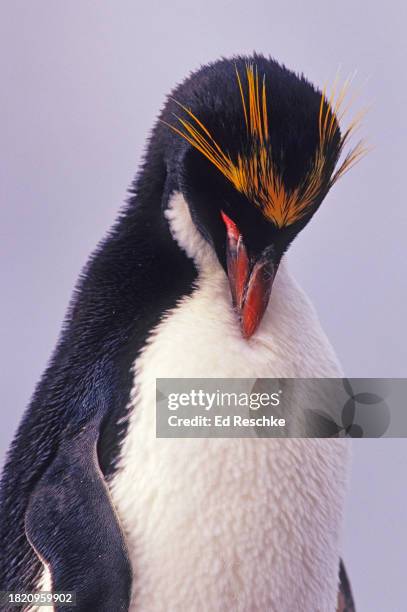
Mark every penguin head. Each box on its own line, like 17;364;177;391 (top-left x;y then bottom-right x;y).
164;56;365;338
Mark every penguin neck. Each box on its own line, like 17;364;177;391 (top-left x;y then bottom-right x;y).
165;191;228;278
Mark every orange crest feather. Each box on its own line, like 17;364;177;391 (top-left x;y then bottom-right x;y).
164;64;366;228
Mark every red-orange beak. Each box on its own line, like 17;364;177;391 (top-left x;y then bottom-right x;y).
221;211;277;339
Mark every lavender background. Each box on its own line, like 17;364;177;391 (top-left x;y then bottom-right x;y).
1;2;406;609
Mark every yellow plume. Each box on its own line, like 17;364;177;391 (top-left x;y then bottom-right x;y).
164;64;366;228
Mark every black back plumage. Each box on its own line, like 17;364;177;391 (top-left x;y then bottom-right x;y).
0;98;197;595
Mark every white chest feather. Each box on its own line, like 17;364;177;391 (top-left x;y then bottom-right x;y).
109;194;350;612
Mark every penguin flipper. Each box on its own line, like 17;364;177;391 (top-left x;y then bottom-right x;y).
337;559;356;611
25;420;131;612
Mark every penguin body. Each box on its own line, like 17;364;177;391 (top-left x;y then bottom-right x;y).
110;192;349;611
0;55;360;611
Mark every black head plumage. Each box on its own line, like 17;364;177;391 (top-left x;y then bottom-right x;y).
158;54;364;259
155;54;365;336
